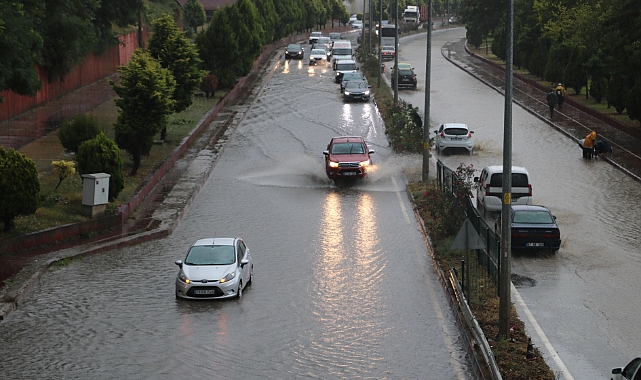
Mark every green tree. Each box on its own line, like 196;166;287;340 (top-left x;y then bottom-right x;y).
0;1;43;96
92;0;143;52
57;114;102;153
76;132;125;201
252;0;279;44
0;147;40;231
183;0;207;34
229;0;264;74
196;7;240;88
148;15;205;140
112;49;176;175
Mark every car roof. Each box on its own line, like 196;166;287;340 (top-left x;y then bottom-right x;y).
482;165;529;173
311;49;326;53
511;205;550;211
442;123;469;129
192;237;237;247
311;31;323;36
331;136;365;143
336;59;356;64
333;41;351;47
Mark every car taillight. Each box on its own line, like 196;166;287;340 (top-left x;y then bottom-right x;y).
440;131;445;138
467;132;472;138
485;184;490;196
528;184;532;196
543;232;560;239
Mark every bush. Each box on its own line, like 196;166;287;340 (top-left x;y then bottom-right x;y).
76;132;124;202
384;100;424;153
0;147;40;231
200;73;219;99
52;160;76;190
57;114;102;153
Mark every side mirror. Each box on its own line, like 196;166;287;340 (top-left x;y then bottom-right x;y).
473;176;479;182
240;258;249;268
433;130;438;134
175;260;183;267
612;367;622;375
470;131;475;134
323;150;329;156
369;150;375;154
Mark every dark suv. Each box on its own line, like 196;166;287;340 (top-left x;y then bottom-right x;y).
323;136;375;180
392;67;418;90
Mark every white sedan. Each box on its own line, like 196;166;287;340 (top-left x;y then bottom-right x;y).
433;123;475;155
175;237;253;299
309;48;328;65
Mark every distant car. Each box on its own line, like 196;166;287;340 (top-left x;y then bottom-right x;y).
448;16;458;24
316;37;332;52
349;14;358;24
323;136;375;180
340;71;366;92
433;123;474;155
175;237;253;299
328;32;342;42
612;357;641;380
309;48;328;65
495;205;561;253
309;31;323;44
343;80;371;102
312;43;331;60
392;67;418;90
285;43;304;59
380;45;395;61
352;20;363;29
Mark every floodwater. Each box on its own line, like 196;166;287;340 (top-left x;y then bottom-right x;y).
392;28;641;378
0;32;472;379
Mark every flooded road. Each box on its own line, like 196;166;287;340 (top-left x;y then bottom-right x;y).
0;33;471;379
391;28;641;378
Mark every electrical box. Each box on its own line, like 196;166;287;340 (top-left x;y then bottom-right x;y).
81;173;110;218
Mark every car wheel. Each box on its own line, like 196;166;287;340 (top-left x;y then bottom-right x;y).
236;282;243;298
247;266;253;285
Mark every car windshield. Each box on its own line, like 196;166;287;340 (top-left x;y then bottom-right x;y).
333;48;352;55
337;63;356;70
345;81;367;89
311;49;326;55
185;245;235;265
343;73;362;80
443;127;469;135
512;211;554;224
287;44;300;50
311;32;322;37
332;142;365;154
318;38;330;44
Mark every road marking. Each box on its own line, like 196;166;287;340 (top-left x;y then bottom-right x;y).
512;284;575;380
391;176;412;224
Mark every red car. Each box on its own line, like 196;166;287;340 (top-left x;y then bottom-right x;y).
323;136;375;180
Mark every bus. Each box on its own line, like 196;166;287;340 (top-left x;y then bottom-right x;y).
380;24;398;47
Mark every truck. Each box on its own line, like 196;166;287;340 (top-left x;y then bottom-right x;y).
379;24;398;49
419;5;429;23
403;6;420;23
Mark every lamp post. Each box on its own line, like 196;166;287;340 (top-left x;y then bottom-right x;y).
422;0;432;181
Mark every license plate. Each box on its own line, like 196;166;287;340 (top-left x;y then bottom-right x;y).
343;172;357;176
526;242;544;247
452;137;462;141
194;289;217;295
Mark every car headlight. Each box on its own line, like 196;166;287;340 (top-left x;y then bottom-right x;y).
220;272;235;283
344;91;350;95
360;160;371;167
179;272;191;284
364;90;370;96
329;161;339;168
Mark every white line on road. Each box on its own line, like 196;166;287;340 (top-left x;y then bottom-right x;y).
391;176;412;224
512;284;575;380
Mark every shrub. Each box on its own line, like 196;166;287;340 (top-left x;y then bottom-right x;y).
385;100;424;153
52;160;76;190
57;114;102;153
200;73;219;99
0;147;40;231
76;132;124;202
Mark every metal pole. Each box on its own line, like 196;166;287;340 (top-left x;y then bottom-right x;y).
369;0;372;52
378;0;383;88
499;0;514;341
422;0;432;181
393;0;398;103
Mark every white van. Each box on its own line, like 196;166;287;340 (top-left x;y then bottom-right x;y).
331;40;353;70
474;165;532;215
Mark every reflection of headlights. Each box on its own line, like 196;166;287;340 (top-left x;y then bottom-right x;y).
179;272;191;284
220;272;235;283
360;160;371;167
329;161;339;168
344;91;350;96
364;90;370;96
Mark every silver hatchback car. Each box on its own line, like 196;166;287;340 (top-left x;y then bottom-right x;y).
433;123;475;155
175;237;253;299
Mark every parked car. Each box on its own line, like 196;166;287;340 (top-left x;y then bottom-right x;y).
285;43;304;59
612;357;641;380
175;237;253;299
323;136;375;180
433;123;474;155
391;67;418;90
380;45;395;61
309;31;323;44
309;48;328;65
340;71;366;93
475;165;533;215
495;205;561;253
343;80;371;102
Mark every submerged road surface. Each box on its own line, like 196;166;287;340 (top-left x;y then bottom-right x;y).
0;33;472;379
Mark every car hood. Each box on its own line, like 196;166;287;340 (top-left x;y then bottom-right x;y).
183;264;235;281
328;152;370;162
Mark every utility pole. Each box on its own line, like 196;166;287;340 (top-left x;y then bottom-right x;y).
393;0;398;104
499;0;515;340
378;0;383;88
422;0;432;182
